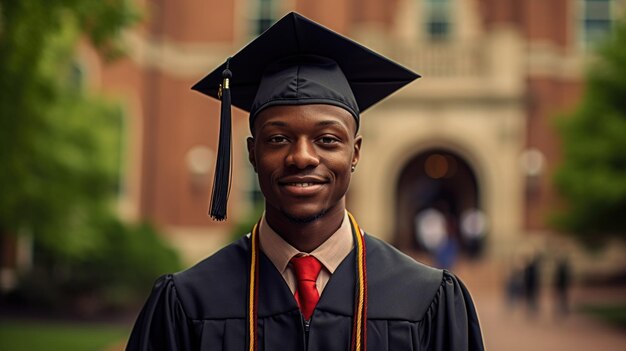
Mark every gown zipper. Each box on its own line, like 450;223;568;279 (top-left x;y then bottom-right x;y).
301;314;311;350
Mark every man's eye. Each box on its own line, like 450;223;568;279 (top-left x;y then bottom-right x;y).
269;136;288;143
319;136;339;144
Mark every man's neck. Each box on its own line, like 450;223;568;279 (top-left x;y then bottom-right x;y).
265;206;346;253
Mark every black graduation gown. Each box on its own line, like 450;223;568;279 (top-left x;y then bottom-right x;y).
126;234;484;351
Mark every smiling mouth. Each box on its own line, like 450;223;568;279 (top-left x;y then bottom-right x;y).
279;180;327;196
278;176;328;186
285;182;318;187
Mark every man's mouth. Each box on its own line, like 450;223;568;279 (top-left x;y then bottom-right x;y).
279;177;327;196
279;176;327;185
285;182;317;187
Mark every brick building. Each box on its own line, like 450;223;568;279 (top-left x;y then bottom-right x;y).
90;0;623;263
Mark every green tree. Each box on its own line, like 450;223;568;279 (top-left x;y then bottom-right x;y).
554;19;626;245
0;1;182;312
0;0;137;258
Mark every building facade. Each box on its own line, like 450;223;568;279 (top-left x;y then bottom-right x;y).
89;0;623;263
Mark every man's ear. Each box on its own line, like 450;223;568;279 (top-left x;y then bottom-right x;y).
352;135;362;169
247;137;257;172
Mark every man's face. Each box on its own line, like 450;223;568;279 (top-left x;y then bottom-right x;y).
248;104;362;223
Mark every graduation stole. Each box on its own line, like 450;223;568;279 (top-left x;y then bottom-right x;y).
247;212;368;351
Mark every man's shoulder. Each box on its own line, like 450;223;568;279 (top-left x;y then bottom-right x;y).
365;233;443;283
169;236;251;319
364;233;444;321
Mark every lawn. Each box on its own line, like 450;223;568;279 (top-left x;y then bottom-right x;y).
0;319;130;351
579;303;626;329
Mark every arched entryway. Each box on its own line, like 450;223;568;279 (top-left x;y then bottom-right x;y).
394;148;486;263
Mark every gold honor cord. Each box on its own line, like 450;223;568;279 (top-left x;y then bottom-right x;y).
348;212;367;351
248;222;260;351
247;213;368;351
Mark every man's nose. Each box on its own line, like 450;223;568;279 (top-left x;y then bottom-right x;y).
286;138;320;169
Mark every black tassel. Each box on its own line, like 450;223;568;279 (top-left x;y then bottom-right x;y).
209;59;233;220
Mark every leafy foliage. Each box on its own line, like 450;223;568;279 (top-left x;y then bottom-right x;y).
554;19;626;245
0;1;181;311
12;217;181;312
0;0;138;257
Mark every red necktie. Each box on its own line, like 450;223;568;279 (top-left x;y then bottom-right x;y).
290;255;323;320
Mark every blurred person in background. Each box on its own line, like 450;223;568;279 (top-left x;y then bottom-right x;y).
553;254;572;318
415;202;460;269
523;252;542;318
126;13;484;351
460;208;487;258
505;253;526;311
415;207;447;253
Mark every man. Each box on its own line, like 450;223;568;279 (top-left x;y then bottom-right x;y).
127;12;484;351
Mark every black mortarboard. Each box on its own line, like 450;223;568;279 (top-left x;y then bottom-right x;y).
192;12;419;220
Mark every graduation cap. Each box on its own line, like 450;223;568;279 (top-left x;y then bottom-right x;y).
192;12;419;221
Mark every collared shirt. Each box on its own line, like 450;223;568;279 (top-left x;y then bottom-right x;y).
259;211;354;295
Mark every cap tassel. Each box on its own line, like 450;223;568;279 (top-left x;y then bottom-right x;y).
209;59;233;220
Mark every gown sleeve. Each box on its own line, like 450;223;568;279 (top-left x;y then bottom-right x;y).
126;274;195;351
419;271;485;351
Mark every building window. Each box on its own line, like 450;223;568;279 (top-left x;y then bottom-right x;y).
251;0;281;36
424;0;453;41
580;0;614;48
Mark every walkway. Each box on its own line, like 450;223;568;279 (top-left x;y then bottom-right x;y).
456;259;626;351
